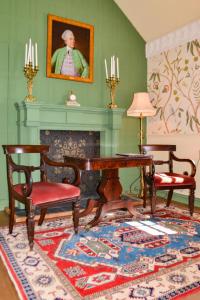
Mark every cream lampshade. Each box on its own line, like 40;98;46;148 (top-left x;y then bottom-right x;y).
127;92;156;117
127;92;156;145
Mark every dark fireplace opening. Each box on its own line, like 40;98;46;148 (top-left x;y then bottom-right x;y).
40;129;101;211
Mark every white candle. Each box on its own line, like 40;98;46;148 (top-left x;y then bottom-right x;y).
35;43;38;66
27;46;30;64
104;59;108;79
28;38;32;64
113;56;115;77
25;43;28;66
110;57;112;77
111;56;113;76
117;57;119;79
32;45;34;69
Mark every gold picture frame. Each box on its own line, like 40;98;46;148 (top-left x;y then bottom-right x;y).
47;14;94;83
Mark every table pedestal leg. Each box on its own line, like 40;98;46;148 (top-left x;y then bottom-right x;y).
87;168;142;228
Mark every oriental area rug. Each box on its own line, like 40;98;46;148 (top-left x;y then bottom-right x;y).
1;205;200;300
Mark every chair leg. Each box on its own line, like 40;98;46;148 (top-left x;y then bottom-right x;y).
166;189;173;207
38;208;47;226
189;188;195;216
73;198;80;234
143;183;147;208
149;184;156;215
9;194;15;234
26;201;35;250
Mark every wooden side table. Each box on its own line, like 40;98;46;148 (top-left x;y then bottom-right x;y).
64;154;153;227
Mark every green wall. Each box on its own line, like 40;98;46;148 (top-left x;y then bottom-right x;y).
0;0;147;210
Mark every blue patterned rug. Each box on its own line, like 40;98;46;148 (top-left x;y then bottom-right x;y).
1;205;200;300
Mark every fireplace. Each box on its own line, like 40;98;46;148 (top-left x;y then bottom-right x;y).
40;129;100;200
15;101;125;215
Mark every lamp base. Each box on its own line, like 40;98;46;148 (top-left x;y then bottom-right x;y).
124;192;143;202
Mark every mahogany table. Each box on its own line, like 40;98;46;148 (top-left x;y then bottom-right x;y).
64;154;153;228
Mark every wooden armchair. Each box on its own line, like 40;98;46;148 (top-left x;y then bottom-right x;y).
2;145;81;250
139;144;196;215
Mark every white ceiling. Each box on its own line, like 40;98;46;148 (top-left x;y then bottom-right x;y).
114;0;200;41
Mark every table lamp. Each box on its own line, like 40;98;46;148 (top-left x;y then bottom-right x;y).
127;92;156;144
127;92;156;197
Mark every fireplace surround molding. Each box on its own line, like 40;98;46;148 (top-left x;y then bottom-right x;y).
16;101;125;156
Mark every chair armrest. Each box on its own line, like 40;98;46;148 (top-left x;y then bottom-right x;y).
12;166;34;197
171;153;196;177
7;154;42;197
43;156;81;186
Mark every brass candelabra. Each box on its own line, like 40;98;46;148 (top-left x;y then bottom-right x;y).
24;63;39;102
106;76;120;109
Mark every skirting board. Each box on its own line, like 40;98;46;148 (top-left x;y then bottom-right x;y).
4;207;95;223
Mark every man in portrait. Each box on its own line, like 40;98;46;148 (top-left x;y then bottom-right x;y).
51;30;89;78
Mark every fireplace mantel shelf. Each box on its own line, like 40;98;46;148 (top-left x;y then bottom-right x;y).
16;101;125;155
16;101;124;113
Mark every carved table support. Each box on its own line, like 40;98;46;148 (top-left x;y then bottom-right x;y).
87;168;142;228
64;155;153;229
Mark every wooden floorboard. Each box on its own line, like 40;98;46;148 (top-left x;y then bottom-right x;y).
0;201;200;300
0;259;19;300
0;211;19;300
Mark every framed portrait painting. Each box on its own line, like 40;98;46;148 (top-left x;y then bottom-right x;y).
47;14;94;83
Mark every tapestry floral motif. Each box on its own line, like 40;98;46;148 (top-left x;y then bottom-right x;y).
40;130;100;199
148;39;200;135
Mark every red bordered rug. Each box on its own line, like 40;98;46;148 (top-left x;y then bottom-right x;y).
1;205;200;300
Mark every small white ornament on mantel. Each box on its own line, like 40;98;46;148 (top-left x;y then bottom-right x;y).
66;91;80;106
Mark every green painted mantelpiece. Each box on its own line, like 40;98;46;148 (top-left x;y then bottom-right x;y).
16;101;125;156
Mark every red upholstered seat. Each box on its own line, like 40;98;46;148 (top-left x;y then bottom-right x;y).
154;173;195;187
14;182;80;205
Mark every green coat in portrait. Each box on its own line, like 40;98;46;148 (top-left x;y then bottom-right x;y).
51;47;89;78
